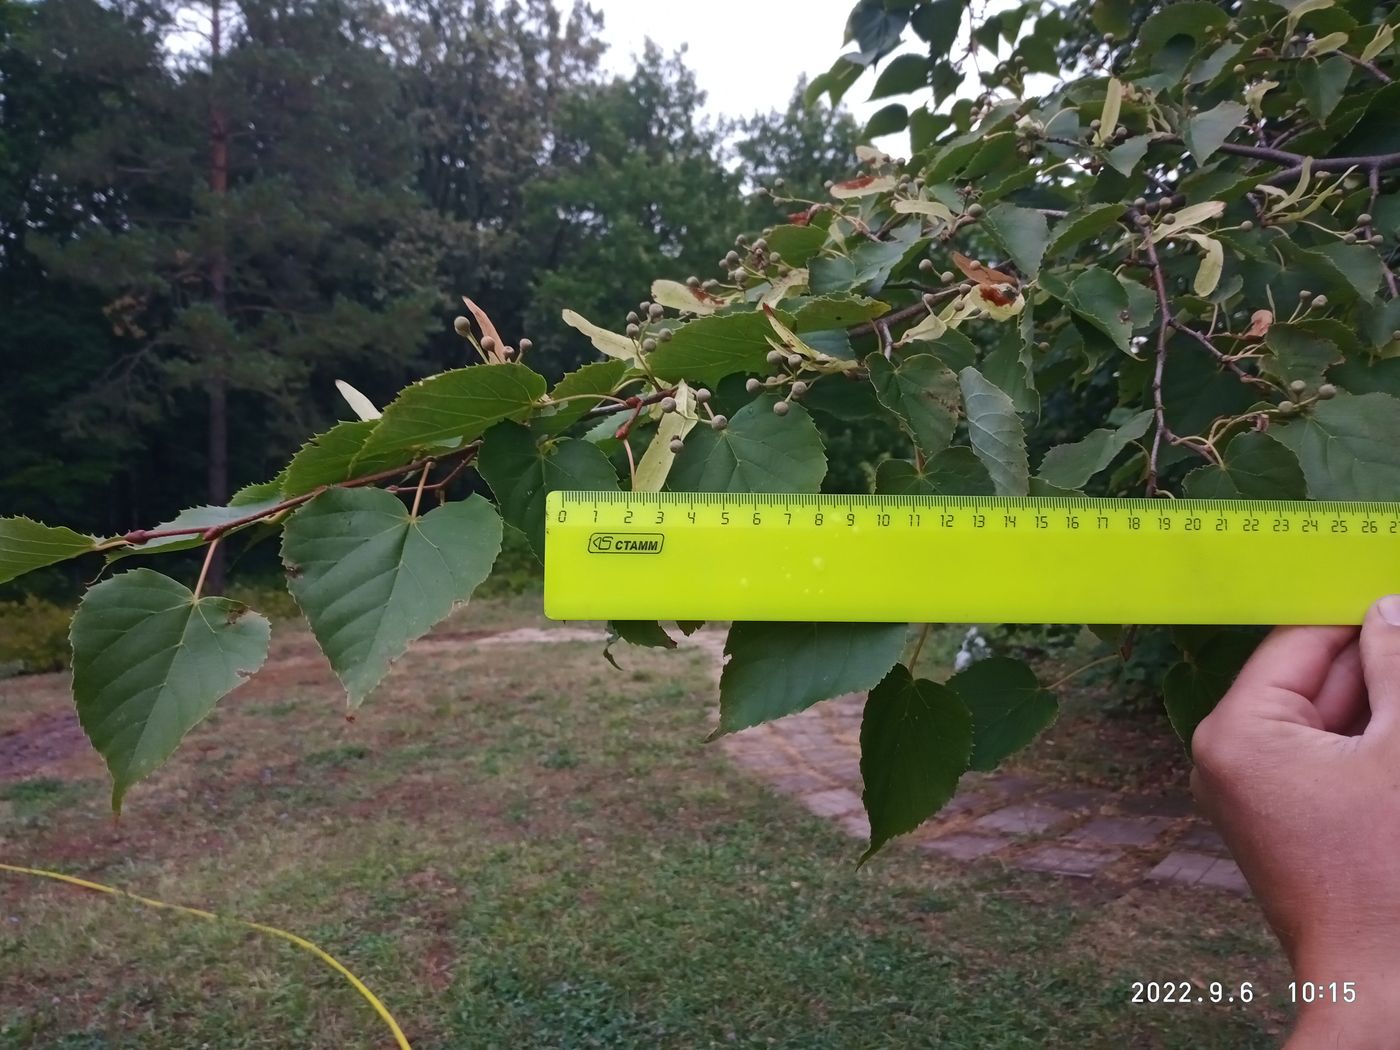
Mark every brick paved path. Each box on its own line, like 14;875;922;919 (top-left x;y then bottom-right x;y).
711;671;1247;894
530;628;1245;893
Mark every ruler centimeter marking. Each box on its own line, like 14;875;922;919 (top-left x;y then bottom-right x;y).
543;492;1400;625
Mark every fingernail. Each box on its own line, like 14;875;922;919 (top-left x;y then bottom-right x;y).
1378;595;1400;626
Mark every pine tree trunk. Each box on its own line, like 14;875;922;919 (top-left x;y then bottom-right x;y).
205;0;229;593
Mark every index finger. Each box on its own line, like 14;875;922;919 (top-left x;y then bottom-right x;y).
1219;624;1358;710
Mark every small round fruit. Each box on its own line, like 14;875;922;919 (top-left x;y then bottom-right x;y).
745;377;762;393
669;438;685;453
627;310;640;324
791;381;809;398
626;323;640;338
648;303;665;320
1312;294;1329;308
941;271;955;283
1318;384;1337;400
773;400;791;416
1240;220;1254;231
642;337;657;352
711;415;728;430
481;335;498;353
659;328;674;342
518;338;533;353
695;388;712;403
686;275;700;288
1358;212;1374;225
967;203;985;218
1289;379;1307;394
660;396;677;413
1298;289;1312;300
453;316;472;337
919;258;935;273
1278;400;1297;415
766;349;784;365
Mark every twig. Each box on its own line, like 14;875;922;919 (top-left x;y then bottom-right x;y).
1339;51;1392;85
581;389;675;421
1139;222;1175;496
876;320;895;360
847;288;961;339
386;456;472;496
119;444;481;547
1368;166;1400;299
1168;320;1276;390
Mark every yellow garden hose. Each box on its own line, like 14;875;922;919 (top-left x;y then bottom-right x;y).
0;861;412;1049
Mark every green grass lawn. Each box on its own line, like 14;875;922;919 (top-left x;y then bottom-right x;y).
0;600;1291;1048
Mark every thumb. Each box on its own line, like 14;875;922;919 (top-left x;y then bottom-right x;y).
1360;596;1400;735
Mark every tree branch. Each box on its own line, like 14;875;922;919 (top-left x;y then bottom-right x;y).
119;444;482;548
1047;131;1400;184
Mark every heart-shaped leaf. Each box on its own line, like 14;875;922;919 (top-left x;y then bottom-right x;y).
282;488;502;707
71;568;271;811
860;665;972;861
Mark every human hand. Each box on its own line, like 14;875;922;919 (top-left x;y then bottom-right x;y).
1191;597;1400;1048
1192;596;1400;1047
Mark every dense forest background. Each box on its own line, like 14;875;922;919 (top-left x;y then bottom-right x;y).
0;0;860;547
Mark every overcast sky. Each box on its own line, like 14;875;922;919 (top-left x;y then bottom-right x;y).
589;0;904;146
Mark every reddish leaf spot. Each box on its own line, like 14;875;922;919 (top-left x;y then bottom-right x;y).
835;175;879;191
